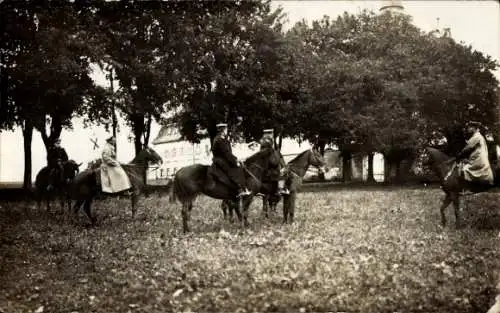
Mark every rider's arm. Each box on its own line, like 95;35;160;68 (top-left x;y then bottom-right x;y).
102;147;119;166
220;140;238;167
457;135;480;159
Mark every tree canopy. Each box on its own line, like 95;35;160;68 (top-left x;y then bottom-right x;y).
1;1;498;187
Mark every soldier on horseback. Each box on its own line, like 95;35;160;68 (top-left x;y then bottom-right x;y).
210;123;251;198
455;121;494;188
259;128;289;196
46;138;69;191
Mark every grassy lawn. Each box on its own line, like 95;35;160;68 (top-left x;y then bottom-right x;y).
1;188;499;313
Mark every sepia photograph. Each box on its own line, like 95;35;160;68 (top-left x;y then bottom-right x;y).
1;0;499;312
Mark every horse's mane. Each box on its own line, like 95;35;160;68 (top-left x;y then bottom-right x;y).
288;149;310;164
245;148;271;165
426;146;453;164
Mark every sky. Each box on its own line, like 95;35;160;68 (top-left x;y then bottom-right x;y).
271;0;500;78
1;0;499;182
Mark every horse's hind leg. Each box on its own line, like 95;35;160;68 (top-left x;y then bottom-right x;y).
283;195;290;223
73;199;84;215
181;201;192;233
452;194;462;229
439;193;452;227
288;192;297;224
83;198;96;225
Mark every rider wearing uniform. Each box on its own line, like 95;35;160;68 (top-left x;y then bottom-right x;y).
211;123;251;198
260;129;290;196
46;138;69;190
456;121;494;188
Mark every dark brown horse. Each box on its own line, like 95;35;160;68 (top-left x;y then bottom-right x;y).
170;148;280;233
34;160;82;212
424;146;499;228
70;146;162;224
263;148;327;223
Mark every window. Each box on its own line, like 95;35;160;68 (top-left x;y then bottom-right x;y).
173;167;177;174
172;147;176;157
164;149;169;158
166;168;170;177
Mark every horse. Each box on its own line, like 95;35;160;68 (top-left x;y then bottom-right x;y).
423;146;499;228
263;148;327;223
34;160;82;212
69;146;163;225
221;148;327;224
170;148;281;233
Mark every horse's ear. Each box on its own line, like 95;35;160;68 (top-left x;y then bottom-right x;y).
77;162;83;167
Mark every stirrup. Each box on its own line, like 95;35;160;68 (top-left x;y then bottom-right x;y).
237;189;251;198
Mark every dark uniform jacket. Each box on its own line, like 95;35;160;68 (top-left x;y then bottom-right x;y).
212;134;238;168
47;146;69;168
259;137;281;182
211;134;245;188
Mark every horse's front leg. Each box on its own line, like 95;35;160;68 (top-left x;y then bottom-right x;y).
262;195;269;218
131;190;138;218
439;193;452;227
240;197;252;228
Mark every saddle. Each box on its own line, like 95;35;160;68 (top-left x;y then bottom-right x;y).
206;164;235;189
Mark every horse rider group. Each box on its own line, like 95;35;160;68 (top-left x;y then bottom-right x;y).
48;119;496;198
208;119;498;198
47;135;132;195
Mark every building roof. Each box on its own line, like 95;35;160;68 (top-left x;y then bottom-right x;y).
152;125;183;144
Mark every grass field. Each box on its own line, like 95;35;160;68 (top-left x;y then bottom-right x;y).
1;187;500;313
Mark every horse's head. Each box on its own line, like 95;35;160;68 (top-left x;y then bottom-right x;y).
87;159;102;170
309;148;327;174
423;146;453;167
64;160;81;180
414;146;455;180
136;146;163;165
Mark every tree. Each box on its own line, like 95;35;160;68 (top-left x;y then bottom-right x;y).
170;1;288;145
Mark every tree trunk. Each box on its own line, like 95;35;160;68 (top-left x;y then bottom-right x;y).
395;160;402;183
341;151;352;182
208;123;217;148
110;72;118;152
367;152;375;182
132;113;149;184
132;113;145;155
384;155;391;183
22;119;33;190
39;114;63;153
143;113;152;146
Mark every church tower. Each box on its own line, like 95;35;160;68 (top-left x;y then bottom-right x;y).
379;0;404;13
